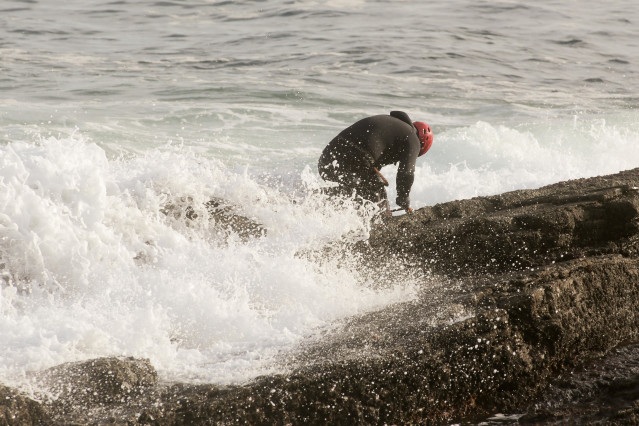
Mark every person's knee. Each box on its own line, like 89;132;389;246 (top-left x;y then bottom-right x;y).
318;162;337;183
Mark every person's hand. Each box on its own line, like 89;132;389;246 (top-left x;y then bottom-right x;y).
396;195;410;212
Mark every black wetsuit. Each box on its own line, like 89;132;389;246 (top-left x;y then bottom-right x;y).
318;111;421;211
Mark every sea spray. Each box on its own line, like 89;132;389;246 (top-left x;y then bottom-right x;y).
0;135;419;386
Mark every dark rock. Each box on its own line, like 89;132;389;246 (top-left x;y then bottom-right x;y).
517;343;639;424
36;356;157;423
158;168;639;424
0;384;51;425
363;170;639;278
5;168;639;425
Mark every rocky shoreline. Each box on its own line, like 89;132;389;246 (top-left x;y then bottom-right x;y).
2;168;638;425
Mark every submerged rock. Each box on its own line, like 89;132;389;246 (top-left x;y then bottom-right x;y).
204;197;266;240
160;195;266;241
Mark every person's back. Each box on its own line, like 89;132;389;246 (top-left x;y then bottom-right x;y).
318;111;433;216
337;114;417;165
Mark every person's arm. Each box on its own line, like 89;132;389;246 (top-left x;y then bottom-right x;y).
395;135;420;210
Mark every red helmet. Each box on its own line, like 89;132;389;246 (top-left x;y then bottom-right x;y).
413;122;433;156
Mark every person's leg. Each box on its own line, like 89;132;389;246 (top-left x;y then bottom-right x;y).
318;156;357;199
319;154;389;218
355;171;391;219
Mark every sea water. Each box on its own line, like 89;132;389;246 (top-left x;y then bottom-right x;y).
1;0;638;386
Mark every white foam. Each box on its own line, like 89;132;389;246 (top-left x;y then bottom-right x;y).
0;134;418;386
385;112;639;209
2;110;636;387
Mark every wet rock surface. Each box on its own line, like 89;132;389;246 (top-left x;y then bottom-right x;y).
517;343;639;424
0;384;51;425
36;356;158;423
2;168;639;425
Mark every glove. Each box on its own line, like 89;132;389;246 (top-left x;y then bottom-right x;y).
396;195;410;211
